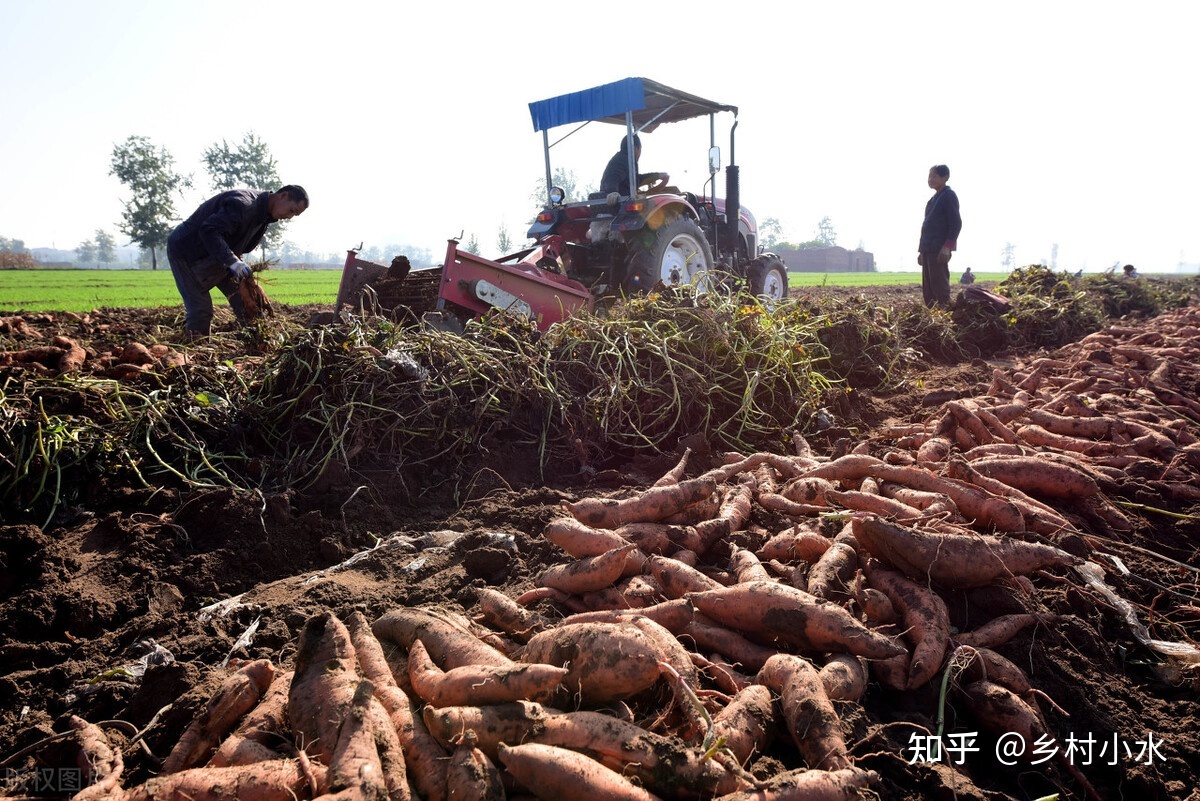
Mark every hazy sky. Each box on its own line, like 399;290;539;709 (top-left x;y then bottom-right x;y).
2;1;1197;272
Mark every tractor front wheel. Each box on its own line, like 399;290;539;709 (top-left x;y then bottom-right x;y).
748;254;789;303
623;217;714;294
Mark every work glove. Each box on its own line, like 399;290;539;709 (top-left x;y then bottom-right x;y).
229;260;252;282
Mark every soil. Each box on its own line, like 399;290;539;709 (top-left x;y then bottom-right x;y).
1;283;1198;801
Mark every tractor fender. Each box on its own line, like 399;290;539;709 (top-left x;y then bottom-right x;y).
611;195;700;234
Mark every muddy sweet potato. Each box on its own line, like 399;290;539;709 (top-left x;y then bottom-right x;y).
757;654;849;771
850;514;1079;589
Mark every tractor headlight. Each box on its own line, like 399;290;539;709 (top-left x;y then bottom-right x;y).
549;186;566;205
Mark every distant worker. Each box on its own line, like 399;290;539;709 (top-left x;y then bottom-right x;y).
599;134;668;198
917;164;962;308
1123;263;1138;278
959;266;976;285
167;185;309;336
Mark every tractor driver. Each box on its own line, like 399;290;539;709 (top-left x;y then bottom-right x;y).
600;134;668;198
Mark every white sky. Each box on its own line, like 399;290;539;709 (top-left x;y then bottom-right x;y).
2;1;1198;272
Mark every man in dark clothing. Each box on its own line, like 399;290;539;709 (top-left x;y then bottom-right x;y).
599;134;667;198
918;164;961;308
167;185;308;335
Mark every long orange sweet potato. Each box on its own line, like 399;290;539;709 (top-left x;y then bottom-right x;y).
714;767;880;801
122;758;324;801
325;679;407;801
647;554;724;598
955;612;1061;649
347;612;448;801
422;701;556;758
537;543;640;594
288;614;359;765
498;742;664;801
711;684;776;766
543;516;635;557
528;710;752;797
850;514;1078;589
475;586;549;640
685;581;904;660
757;525;831;564
862;559;950;690
207;669;292;767
681;615;780;672
446;730;504;801
68;715;123;801
967;455;1101;500
162;658;276;774
757;654;849;771
407;638;567;707
373;606;513;669
564;476;718;529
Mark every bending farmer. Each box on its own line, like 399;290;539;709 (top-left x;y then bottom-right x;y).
168;185;308;336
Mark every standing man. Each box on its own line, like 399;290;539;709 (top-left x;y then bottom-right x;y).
918;165;961;308
167;185;308;336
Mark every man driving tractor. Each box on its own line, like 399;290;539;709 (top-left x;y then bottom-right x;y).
599;134;668;197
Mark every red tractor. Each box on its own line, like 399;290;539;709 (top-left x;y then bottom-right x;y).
335;77;786;331
526;77;787;301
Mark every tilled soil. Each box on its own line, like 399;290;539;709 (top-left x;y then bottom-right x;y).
1;286;1198;801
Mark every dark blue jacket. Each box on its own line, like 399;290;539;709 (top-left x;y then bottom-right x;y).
168;190;273;269
919;186;962;252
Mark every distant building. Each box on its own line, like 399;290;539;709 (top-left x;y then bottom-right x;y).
774;245;876;272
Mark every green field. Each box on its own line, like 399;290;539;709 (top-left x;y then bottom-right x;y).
0;267;1008;313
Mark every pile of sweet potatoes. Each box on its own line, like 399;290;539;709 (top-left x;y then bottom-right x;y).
23;309;1200;799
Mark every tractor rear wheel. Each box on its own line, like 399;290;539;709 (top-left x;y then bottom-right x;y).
623;217;714;294
748;254;789;302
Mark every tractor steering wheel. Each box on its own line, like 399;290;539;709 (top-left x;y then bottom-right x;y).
639;172;669;193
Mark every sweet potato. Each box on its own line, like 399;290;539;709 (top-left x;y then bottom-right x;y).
348;610;447;801
797;453;884;483
68;715;123;801
944;457;1076;536
818;654;868;703
446;730;504;801
122;758;323;801
288;614;359;764
407;638;567;707
497;742;664;801
55;336;87;372
685;581;904;660
614;522;676;554
966;455;1101;500
865;463;1025;532
714;767;879;801
681;615;780;672
529;710;753;798
162;658;276;774
694;483;754;552
711;684;776;765
955;612;1060;649
757;526;831;564
373;606;513;669
422;701;555;758
653;447;692;487
648;554;724;598
518;621;671;704
778;476;836;505
866;623;912;692
325;679;408;801
564;476;718;529
730;546;772;583
805;530;859;604
537;543;640;594
850;514;1079;589
208;669;292;767
543;516;635;557
862;559;950;690
757;654;849;770
475;586;549;640
563;597;695;634
756;492;828;518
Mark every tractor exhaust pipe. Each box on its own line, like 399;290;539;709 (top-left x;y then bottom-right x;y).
725;120;740;258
